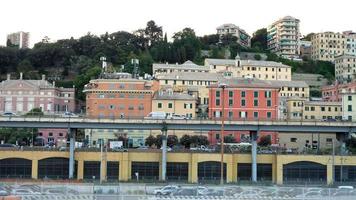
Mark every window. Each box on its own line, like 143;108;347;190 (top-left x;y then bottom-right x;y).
253;112;258;118
254;91;259;98
109;105;115;110
321;107;325;111
305;107;309;111
254;99;258;107
348;105;352;112
290;138;297;142
216;99;220;106
168;103;173;108
229;99;233;106
267;100;272;107
228;111;233;118
216;91;220;98
326;138;332;143
49;132;53;137
311;107;315;111
328;107;331;112
229;91;233;98
267;112;272;119
265;91;272;98
241;91;246;97
128;106;134;110
158;103;162;108
215;134;220;140
348;96;352;101
59;133;63;137
241;99;246;106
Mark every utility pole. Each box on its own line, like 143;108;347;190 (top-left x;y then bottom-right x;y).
218;83;227;185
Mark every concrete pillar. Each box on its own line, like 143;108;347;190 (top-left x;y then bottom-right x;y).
327;164;334;185
189;154;198;183
161;130;167;181
31;159;38;179
69;128;75;179
77;160;84;180
100;158;107;183
119;153;129;181
276;156;283;185
232;155;238;183
226;155;234;183
251;131;258;182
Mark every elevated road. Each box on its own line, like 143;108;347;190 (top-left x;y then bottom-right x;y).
0;116;355;133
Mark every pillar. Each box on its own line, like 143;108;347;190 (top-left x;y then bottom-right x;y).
100;158;107;183
189;153;198;183
232;155;238;183
77;160;84;180
161;130;167;181
276;157;283;185
226;155;234;183
119;153;129;181
68;128;75;179
251;131;258;182
31;159;38;179
327;164;334;185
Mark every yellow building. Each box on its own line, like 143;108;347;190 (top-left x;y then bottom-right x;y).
1;150;356;185
335;54;356;84
152;60;210;76
311;32;346;62
286;97;306;120
304;101;342;121
152;90;197;118
205;57;292;81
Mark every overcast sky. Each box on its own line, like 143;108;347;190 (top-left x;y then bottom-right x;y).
1;0;355;47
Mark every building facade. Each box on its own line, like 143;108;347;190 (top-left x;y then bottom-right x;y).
341;90;356;121
83;76;158;118
299;40;312;59
322;82;356;102
152;60;209;76
152;90;197;118
311;32;346;62
37;128;67;146
303;101;342;121
0;73;75;114
267;16;300;59
216;24;251;48
335;54;356;83
6;31;30;49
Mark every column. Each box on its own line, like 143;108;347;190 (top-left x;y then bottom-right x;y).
226;156;234;183
119;153;129;181
31;159;38;179
68;128;75;179
100;159;107;183
251;131;258;182
77;160;84;180
327;164;334;185
161;130;167;181
189;153;198;183
276;156;283;185
232;155;238;183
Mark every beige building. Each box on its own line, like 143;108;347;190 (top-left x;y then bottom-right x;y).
204;57;292;81
216;23;251;47
311;32;346;62
335;54;356;83
341;89;356;121
7;31;30;49
152;61;209;76
285;97;307;120
303;101;342;121
267;16;300;59
152;90;197;118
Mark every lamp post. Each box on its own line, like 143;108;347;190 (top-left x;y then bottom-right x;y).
218;83;227;185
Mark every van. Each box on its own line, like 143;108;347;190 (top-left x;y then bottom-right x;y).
145;112;166;119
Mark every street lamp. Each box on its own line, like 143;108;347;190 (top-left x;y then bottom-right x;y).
218;83;227;185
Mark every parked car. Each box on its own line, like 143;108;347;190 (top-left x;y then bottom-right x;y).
61;112;79;118
0;144;17;148
2;112;16;117
112;146;128;152
153;185;180;195
169;114;187;120
160;146;172;152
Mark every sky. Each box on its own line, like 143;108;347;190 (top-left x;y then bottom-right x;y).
1;0;356;47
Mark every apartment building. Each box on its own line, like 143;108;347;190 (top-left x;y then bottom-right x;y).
0;73;75;114
6;31;30;49
303;101;342;121
285;97;306;120
152;90;196;118
341;89;356;121
335;54;356;83
344;31;356;56
204;57;292;81
299;41;312;59
311;32;346;62
83;74;158;118
216;24;251;48
152;60;209;76
267;16;300;59
322;82;356;102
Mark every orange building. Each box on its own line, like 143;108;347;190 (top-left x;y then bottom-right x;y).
83;75;159;118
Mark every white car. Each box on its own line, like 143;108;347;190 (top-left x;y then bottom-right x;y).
153;185;179;195
2;112;16;117
169;114;187;120
61;112;79;118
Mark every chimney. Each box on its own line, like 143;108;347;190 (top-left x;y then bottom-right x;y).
42;74;45;80
20;72;23;80
6;74;10;80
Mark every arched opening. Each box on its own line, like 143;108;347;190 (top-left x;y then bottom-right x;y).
38;157;77;179
283;161;326;184
0;158;32;179
198;161;226;183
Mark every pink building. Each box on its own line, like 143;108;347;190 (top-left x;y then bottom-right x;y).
322;82;356;102
37;128;67;146
0;73;75;114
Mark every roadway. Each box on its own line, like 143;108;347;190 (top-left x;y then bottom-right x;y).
0;116;355;133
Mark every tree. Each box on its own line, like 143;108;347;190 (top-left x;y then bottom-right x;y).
144;20;163;46
155;134;163;148
25;108;44;116
145;135;156;147
191;135;209;146
302;33;314;41
346;137;356;153
224;135;236;143
254;54;262;60
251;28;267;51
180;135;191;148
167;135;178;148
258;135;271;146
117;135;129;148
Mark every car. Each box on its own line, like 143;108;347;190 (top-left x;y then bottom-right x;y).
61;112;79;118
11;188;40;195
59;146;67;151
137;146;149;150
169;114;187;120
2;112;16;117
0;144;17;148
145;112;166;119
112;146;128;152
0;189;9;196
160;146;172;151
153;185;180;195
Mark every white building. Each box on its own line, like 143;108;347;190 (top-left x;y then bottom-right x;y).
341;89;356;121
216;24;251;48
6;31;30;49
